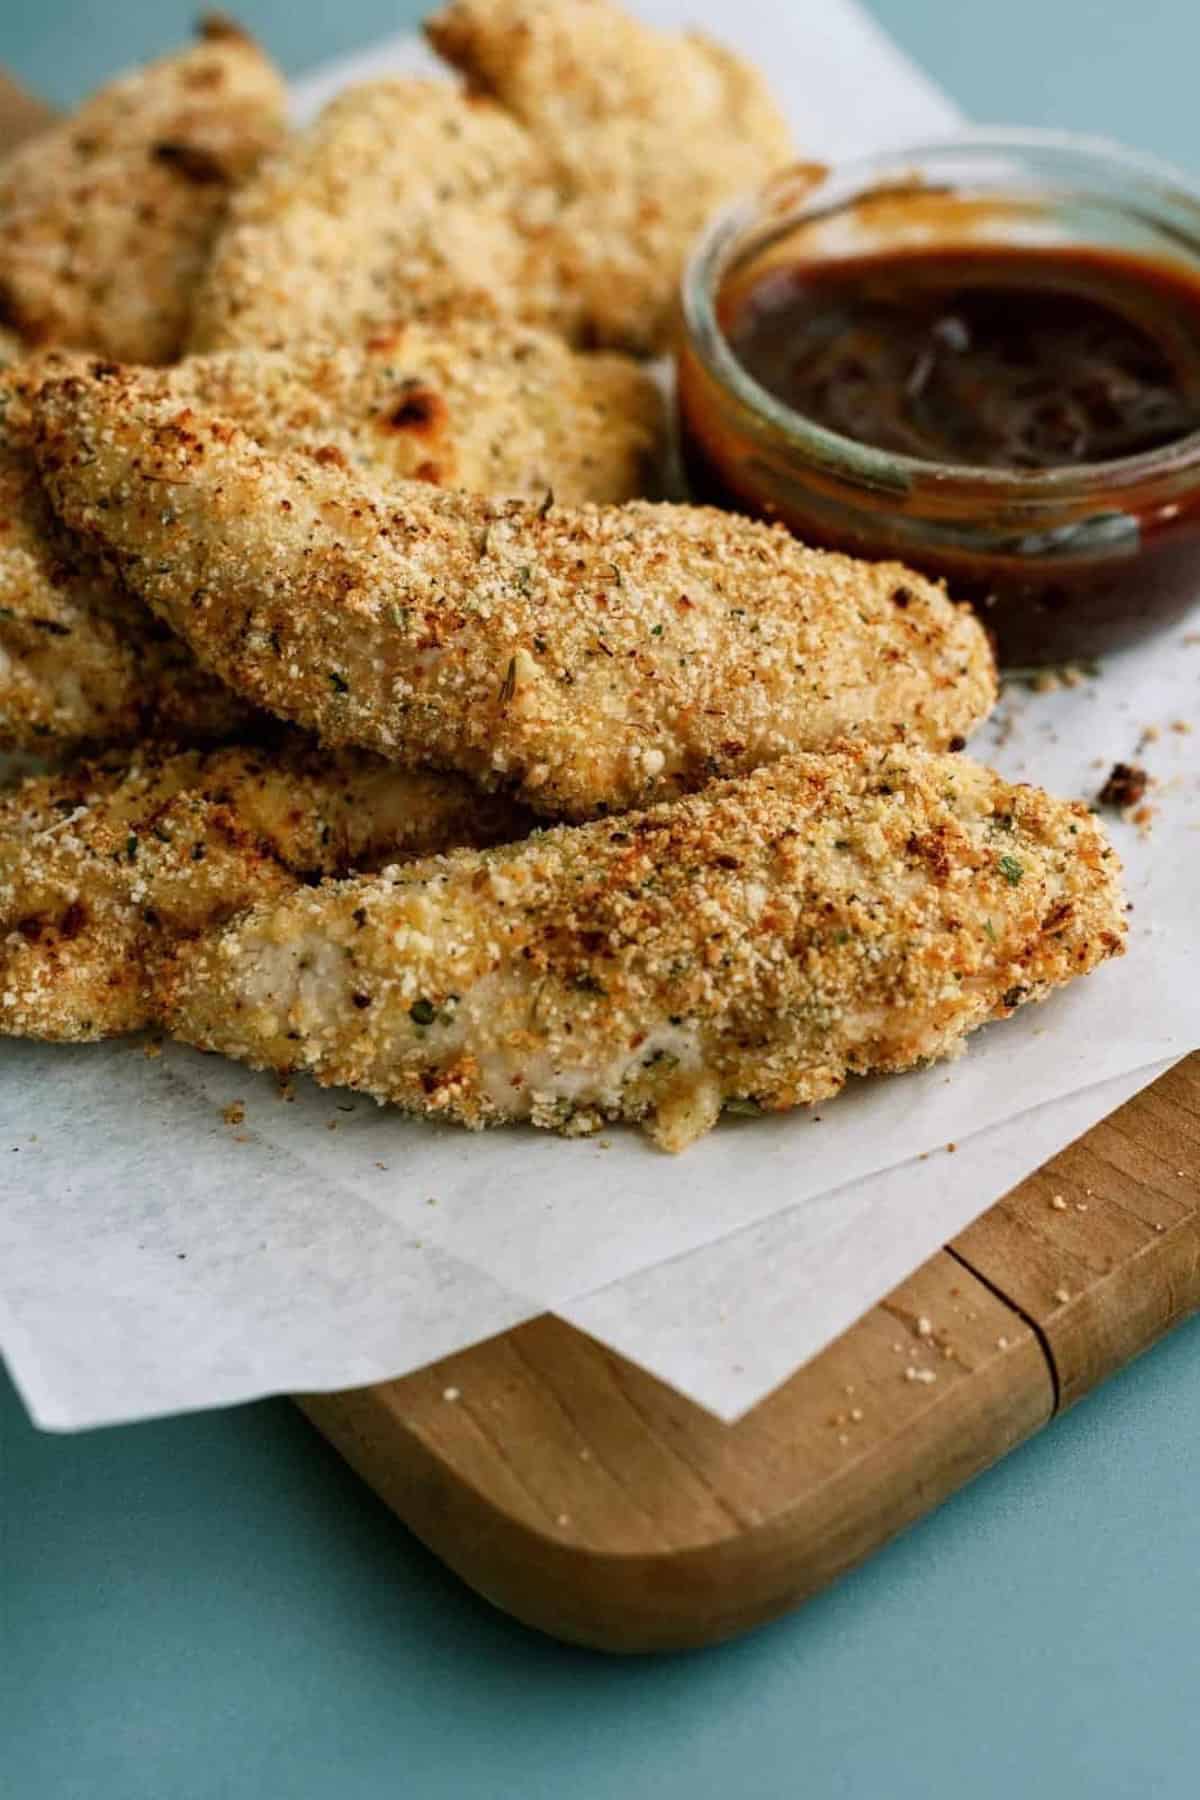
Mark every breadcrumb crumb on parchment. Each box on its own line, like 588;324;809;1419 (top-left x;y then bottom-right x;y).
30;361;998;820
162;744;1126;1152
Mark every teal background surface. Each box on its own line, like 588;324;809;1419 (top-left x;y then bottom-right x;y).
2;4;1198;1795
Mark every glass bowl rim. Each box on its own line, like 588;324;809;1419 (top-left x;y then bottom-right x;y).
680;125;1200;502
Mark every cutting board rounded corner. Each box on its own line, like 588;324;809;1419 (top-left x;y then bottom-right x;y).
297;1264;1055;1653
299;1057;1197;1652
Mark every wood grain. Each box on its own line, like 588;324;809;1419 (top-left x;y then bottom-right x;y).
0;71;53;147
300;1253;1052;1651
301;1056;1199;1652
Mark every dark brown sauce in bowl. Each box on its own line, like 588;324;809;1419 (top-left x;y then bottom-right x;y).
724;246;1200;470
677;141;1200;667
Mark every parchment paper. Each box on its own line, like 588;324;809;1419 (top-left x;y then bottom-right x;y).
1;0;1195;1430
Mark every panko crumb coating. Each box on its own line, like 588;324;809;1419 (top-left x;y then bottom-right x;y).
426;0;795;353
188;79;564;353
0;372;249;752
162;744;1126;1151
1;324;660;752
0;19;287;364
30;361;997;819
0;738;530;1040
108;322;662;504
191;0;792;356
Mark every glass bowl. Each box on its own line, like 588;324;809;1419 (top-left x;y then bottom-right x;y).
676;130;1200;667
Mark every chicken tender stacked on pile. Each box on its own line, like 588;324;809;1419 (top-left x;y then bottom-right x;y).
77;324;663;505
0;740;528;1039
0;23;289;751
29;362;996;817
0;7;673;756
0;325;663;752
0;19;286;363
162;745;1126;1151
190;80;562;353
425;0;795;352
191;0;792;355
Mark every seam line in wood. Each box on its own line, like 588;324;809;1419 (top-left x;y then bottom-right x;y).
945;1244;1062;1413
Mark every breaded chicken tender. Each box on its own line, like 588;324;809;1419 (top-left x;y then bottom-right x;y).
102;323;663;503
0;391;249;751
31;363;996;818
161;745;1126;1151
426;0;794;352
189;80;563;353
2;326;660;752
191;0;792;356
0;739;529;1040
0;20;286;363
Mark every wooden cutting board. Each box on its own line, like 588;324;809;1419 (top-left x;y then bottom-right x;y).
301;1053;1199;1652
2;67;1195;1659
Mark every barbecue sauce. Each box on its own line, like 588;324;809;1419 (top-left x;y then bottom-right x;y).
680;242;1200;664
724;245;1200;471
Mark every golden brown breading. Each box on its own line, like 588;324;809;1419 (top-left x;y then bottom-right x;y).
191;0;792;356
426;0;794;353
30;361;997;818
0;20;286;364
2;325;660;752
0;738;530;1041
0;392;250;752
161;744;1126;1151
188;79;563;353
106;323;663;503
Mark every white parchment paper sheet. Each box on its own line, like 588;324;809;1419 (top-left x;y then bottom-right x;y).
1;0;1195;1429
